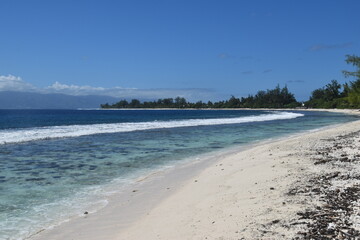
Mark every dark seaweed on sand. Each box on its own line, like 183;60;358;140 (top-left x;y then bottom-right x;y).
290;131;360;240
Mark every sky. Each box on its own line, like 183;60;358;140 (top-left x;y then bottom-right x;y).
0;0;359;102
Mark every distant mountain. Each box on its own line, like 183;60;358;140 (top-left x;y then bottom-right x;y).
0;91;120;109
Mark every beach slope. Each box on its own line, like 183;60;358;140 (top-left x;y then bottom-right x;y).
32;118;360;240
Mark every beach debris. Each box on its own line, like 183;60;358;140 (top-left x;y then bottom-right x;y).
294;184;360;239
271;219;281;225
289;131;360;239
84;211;88;215
237;130;360;239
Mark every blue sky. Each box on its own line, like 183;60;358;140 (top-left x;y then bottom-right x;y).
0;0;359;101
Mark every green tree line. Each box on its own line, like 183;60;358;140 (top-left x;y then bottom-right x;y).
305;55;360;108
101;54;360;109
101;85;300;109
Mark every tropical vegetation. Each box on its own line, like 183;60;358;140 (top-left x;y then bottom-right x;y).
305;55;360;108
101;85;299;109
101;55;360;109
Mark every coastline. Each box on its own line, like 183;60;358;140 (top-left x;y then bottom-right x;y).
99;107;360;114
30;110;360;240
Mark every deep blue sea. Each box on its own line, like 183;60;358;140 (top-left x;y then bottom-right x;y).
0;109;358;240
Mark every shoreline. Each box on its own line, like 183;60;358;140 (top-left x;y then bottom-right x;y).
99;107;360;113
118;118;360;239
30;110;360;240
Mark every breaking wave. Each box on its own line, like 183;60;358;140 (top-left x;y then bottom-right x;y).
0;111;303;144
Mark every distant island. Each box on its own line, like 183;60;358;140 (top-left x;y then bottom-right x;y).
101;55;360;109
0;91;121;109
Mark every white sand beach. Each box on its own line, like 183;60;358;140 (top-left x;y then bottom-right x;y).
31;110;360;240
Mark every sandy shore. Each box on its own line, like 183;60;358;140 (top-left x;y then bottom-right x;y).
31;110;360;240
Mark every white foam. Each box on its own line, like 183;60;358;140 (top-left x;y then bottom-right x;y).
0;111;303;144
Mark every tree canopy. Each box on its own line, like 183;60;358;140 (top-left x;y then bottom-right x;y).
102;54;360;109
305;55;360;108
101;85;300;109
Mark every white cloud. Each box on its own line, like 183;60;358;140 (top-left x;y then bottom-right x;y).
45;82;143;97
262;69;273;74
0;74;21;81
45;81;216;101
218;53;236;59
46;82;215;101
0;74;35;91
46;81;106;94
0;75;219;101
308;42;353;51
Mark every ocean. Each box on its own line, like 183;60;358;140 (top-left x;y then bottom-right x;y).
0;109;358;240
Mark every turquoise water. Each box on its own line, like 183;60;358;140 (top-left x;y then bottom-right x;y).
0;109;358;239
